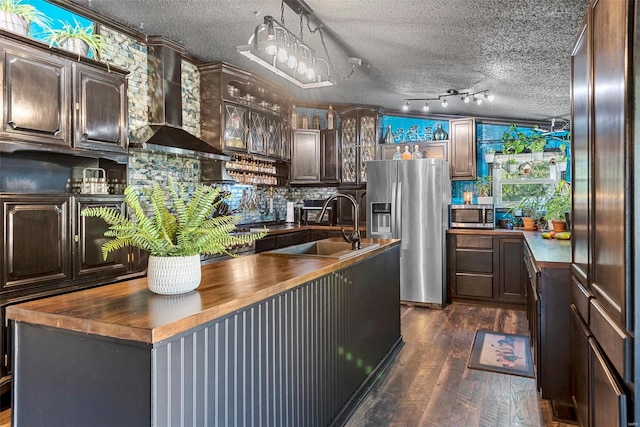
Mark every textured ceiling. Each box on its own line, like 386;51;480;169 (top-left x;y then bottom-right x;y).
71;0;587;124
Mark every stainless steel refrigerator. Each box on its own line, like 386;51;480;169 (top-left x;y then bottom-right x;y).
366;158;451;306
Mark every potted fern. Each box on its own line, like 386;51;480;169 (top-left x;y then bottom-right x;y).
82;180;266;295
0;0;50;37
47;18;104;59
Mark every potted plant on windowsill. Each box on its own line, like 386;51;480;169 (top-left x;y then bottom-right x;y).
544;180;571;231
47;18;105;59
0;0;50;37
82;179;267;295
475;175;494;204
514;195;544;230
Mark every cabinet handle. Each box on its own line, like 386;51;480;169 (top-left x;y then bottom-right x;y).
7;120;16;129
53;129;61;136
81;133;89;143
74;234;79;243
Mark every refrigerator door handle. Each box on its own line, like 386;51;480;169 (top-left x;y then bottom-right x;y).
396;181;402;241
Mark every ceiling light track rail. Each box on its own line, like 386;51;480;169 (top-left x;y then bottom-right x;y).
403;89;495;111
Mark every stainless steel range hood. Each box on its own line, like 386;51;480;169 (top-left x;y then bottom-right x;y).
130;37;234;180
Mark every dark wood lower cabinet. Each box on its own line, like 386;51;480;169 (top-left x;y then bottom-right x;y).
524;245;572;419
0;193;146;395
447;232;525;306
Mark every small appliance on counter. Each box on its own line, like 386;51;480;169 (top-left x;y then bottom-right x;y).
449;204;495;229
301;199;337;225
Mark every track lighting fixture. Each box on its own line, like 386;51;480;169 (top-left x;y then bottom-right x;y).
403;89;495;111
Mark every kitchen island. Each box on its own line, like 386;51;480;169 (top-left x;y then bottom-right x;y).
7;238;401;427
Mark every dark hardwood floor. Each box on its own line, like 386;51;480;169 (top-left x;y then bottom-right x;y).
0;304;573;427
345;303;574;427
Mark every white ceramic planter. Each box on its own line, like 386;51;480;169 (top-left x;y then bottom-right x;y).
0;12;28;36
147;254;201;295
507;163;519;173
484;153;495;163
60;38;89;57
532;151;544;161
557;161;567;172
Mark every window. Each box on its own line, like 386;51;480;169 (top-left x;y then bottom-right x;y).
492;152;561;209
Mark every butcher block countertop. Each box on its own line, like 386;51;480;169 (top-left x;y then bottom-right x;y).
448;228;571;266
7;238;399;345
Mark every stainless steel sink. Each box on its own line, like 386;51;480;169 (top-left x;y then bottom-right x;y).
263;240;380;260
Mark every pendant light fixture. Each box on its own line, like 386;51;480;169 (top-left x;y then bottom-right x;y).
236;0;333;89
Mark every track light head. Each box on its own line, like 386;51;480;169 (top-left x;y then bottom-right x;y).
402;101;410;111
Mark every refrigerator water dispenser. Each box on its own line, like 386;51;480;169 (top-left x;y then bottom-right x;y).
370;202;392;235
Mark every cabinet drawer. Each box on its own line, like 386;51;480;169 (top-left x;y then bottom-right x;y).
590;338;628;427
455;273;493;298
456;235;493;249
456;249;492;273
589;299;630;381
571;275;591;323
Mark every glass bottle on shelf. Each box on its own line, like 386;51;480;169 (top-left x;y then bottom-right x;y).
384;125;394;144
412;144;423;159
291;105;297;129
301;113;309;129
392;146;402;160
433;123;448;140
312;112;321;129
401;145;412;160
327;105;335;129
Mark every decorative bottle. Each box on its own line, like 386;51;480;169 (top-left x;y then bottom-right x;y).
301;113;309;129
392;146;402;160
433;123;448;140
327;105;335;130
291;105;297;129
312;112;321;129
401;145;412;160
384;125;394;144
412;144;423;159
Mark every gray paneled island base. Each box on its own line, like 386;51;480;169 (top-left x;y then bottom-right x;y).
8;238;401;427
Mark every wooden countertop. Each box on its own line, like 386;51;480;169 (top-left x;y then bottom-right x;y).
448;228;571;267
521;231;571;267
6;238;399;345
249;223;366;235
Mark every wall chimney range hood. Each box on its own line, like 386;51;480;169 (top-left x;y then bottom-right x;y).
130;37;233;179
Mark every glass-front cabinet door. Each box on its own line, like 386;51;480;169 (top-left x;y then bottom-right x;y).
341;116;358;184
267;117;282;159
249;111;267;156
359;114;377;183
340;107;378;185
223;103;248;151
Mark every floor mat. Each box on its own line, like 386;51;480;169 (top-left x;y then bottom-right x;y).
467;329;535;378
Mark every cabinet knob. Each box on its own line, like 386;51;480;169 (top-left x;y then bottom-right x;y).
74;234;79;243
81;133;89;143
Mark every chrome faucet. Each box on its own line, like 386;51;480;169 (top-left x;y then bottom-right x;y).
318;193;361;250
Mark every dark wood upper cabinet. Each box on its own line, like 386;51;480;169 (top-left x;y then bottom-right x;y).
320;129;340;183
591;0;629;328
290;129;320;183
248;111;267;156
74;196;129;280
449;117;476;180
0;40;71;146
339;107;378;185
1;195;71;291
571;20;590;285
73;63;127;152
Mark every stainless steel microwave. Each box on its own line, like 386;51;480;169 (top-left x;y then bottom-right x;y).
449;204;495;229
